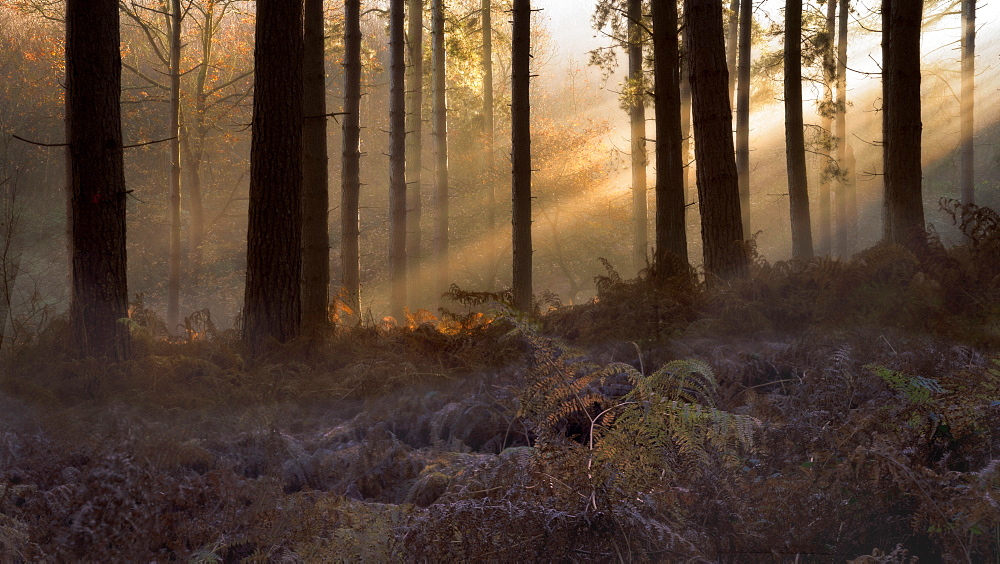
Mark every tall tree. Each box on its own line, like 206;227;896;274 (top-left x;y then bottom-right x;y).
834;0;851;255
167;0;182;331
726;0;739;106
680;22;693;202
242;0;303;350
389;0;408;319
511;0;532;311
432;0;449;298
735;0;751;239
66;0;130;359
817;0;836;256
960;0;975;206
882;0;925;246
652;0;688;273
784;0;814;259
685;0;748;280
302;0;330;333
627;0;648;273
482;0;496;263
406;0;424;305
341;0;363;319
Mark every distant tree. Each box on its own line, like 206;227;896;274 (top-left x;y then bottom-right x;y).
242;0;303;351
302;0;330;333
511;0;532;310
680;22;693;203
835;0;855;255
685;0;748;280
735;0;751;239
406;0;424;306
389;0;408;319
960;0;975;206
627;0;648;273
727;0;738;106
167;0;182;331
651;0;687;274
66;0;130;359
784;0;814;259
482;0;496;252
341;0;363;319
817;0;836;256
432;0;450;299
881;0;925;246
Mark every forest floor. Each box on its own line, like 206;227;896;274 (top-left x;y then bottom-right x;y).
2;228;1000;561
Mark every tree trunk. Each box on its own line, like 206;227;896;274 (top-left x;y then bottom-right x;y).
341;0;362;320
727;0;739;107
432;0;449;299
882;0;925;246
389;0;408;319
835;0;850;255
406;0;423;305
167;0;182;332
817;0;835;256
183;0;214;278
243;0;303;351
628;0;648;274
784;0;814;260
652;0;687;275
302;0;330;334
511;0;532;311
680;22;692;204
735;0;751;239
482;0;496;268
960;0;975;206
685;0;748;281
66;0;130;359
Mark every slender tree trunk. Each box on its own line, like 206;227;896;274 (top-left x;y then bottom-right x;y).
784;0;814;260
726;0;739;107
817;0;835;256
735;0;751;239
432;0;449;299
835;0;850;255
243;0;303;351
167;0;182;332
406;0;423;305
302;0;330;333
389;0;408;319
628;0;648;273
652;0;687;274
184;0;215;277
960;0;975;206
511;0;532;311
482;0;496;268
680;22;692;204
66;0;130;359
882;0;924;246
685;0;748;281
341;0;362;320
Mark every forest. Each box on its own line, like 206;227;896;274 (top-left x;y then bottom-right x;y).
0;0;998;560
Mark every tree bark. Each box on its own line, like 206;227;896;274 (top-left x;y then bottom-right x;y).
511;0;532;311
628;0;648;274
960;0;975;206
242;0;303;351
736;0;751;239
341;0;363;320
302;0;330;333
784;0;814;259
167;0;182;332
432;0;449;299
685;0;748;281
881;0;925;246
652;0;688;274
406;0;424;305
817;0;835;256
726;0;739;107
389;0;408;319
66;0;130;359
835;0;850;255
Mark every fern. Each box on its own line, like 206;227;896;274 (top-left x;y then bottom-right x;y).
867;364;945;405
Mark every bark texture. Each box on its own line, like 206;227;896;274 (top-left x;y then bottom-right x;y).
389;0;408;319
341;0;362;319
511;0;532;311
784;0;814;259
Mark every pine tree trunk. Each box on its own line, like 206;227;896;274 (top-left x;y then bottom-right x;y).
680;23;692;204
881;0;925;246
168;0;182;332
432;0;449;299
482;0;496;272
835;0;850;255
784;0;814;260
736;0;751;240
243;0;303;351
726;0;739;107
406;0;423;305
817;0;835;256
628;0;648;274
302;0;330;334
511;0;532;311
685;0;748;281
66;0;130;359
652;0;687;275
389;0;408;319
183;1;213;278
341;0;363;320
960;0;975;206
